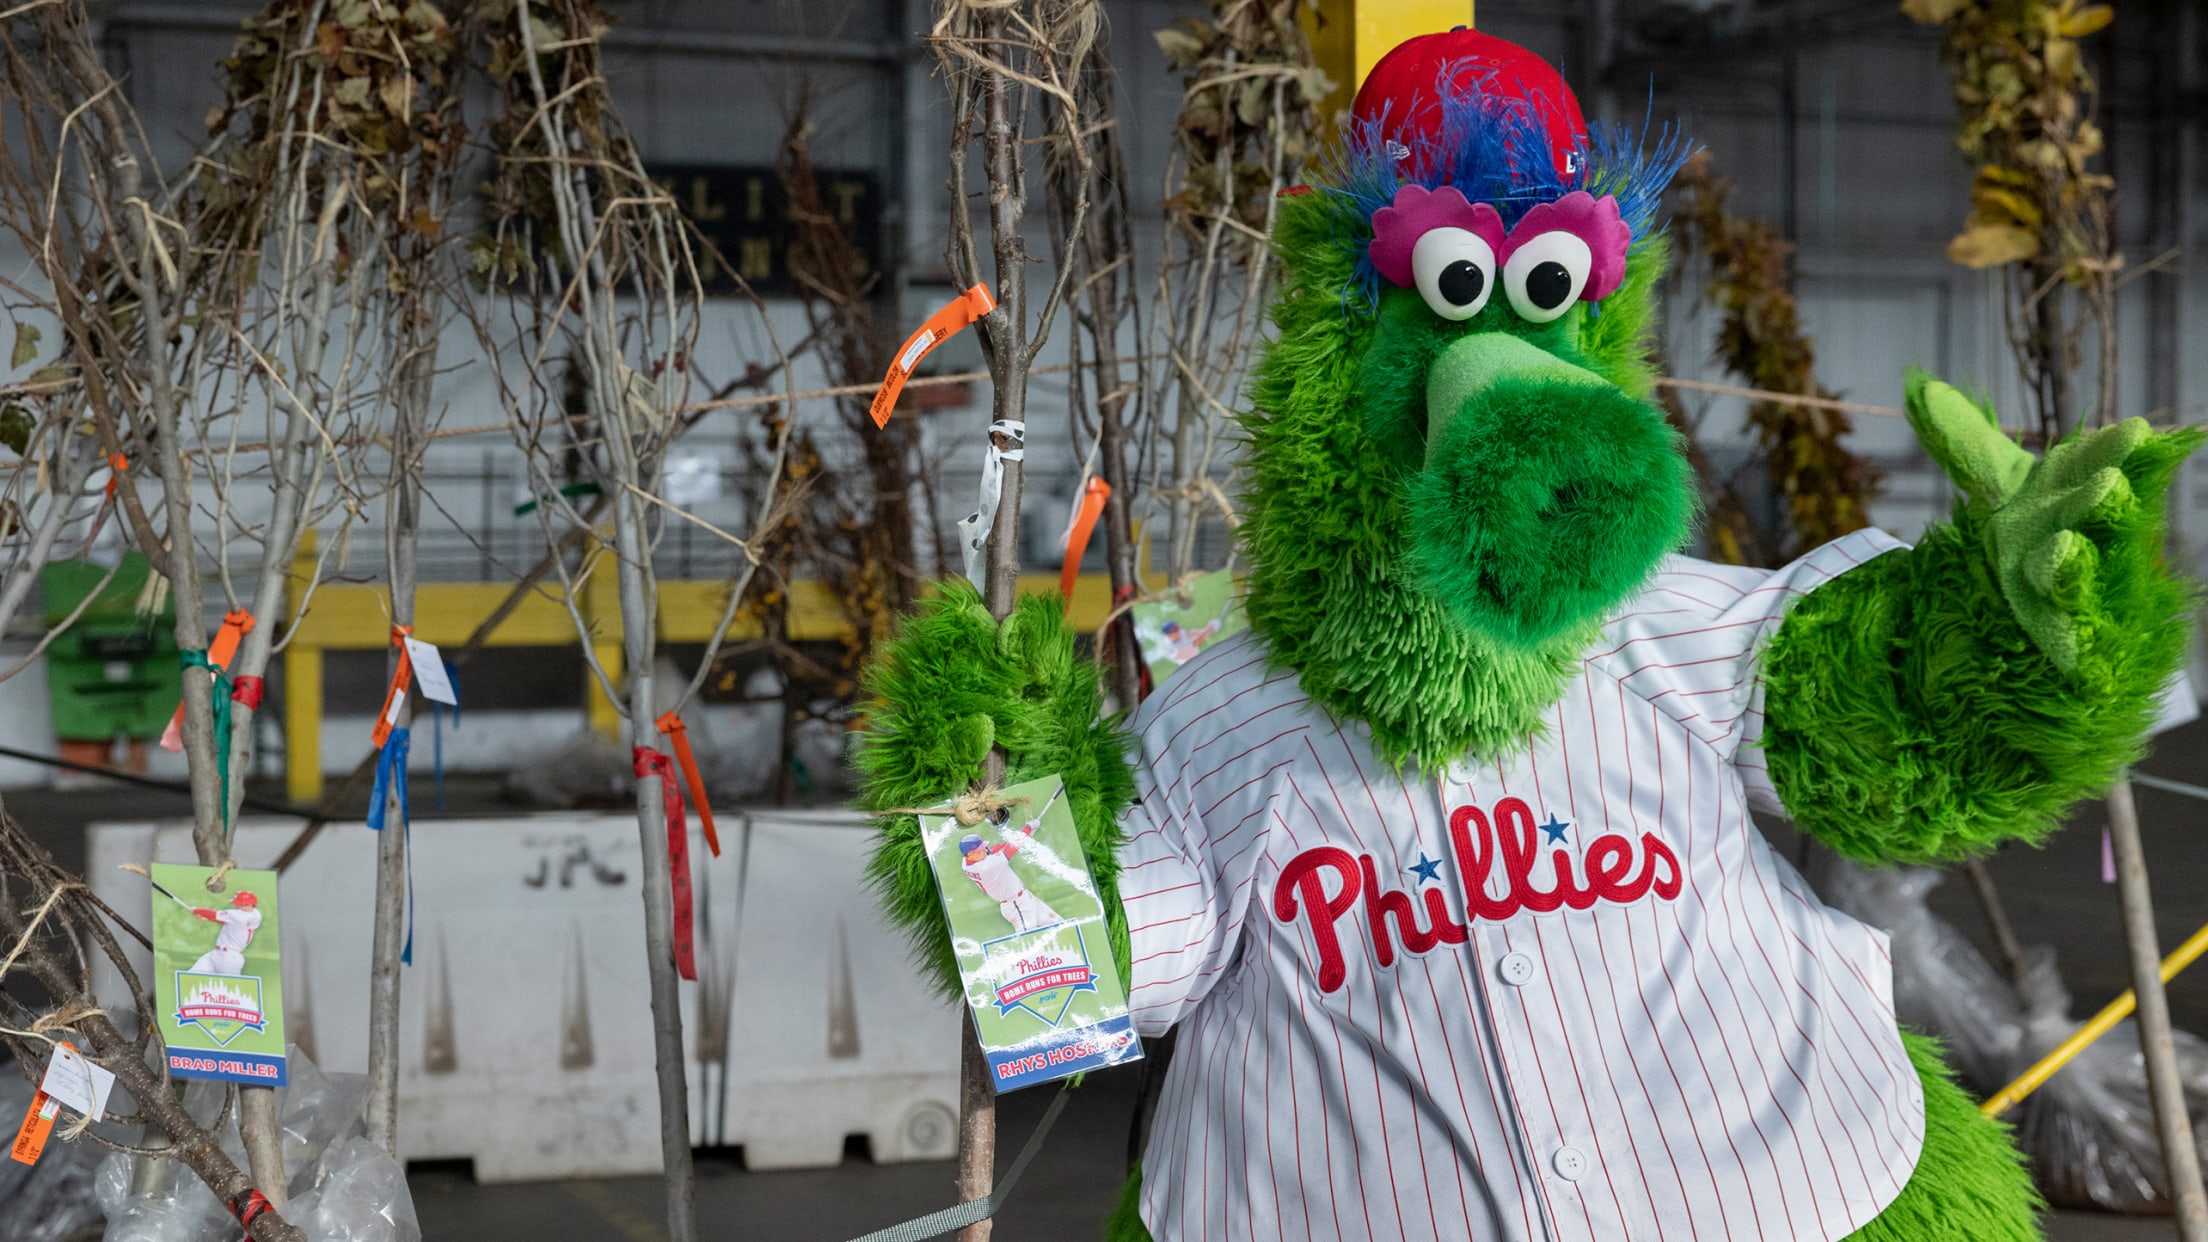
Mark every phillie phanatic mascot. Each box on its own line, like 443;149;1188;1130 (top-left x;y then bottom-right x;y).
858;28;2201;1242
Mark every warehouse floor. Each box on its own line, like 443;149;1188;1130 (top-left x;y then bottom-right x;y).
6;713;2205;1242
406;1066;2183;1241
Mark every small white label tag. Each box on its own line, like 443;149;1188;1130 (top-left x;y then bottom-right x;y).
404;637;458;706
38;1045;115;1121
897;328;935;374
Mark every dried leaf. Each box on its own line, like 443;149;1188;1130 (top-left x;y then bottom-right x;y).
379;73;415;118
0;404;30;455
1969;184;2042;231
332;76;372;109
2043;36;2077;79
408;207;442;239
1947;222;2040;268
1153;24;1207;71
9;323;39;370
1900;0;1968;23
2059;5;2114;37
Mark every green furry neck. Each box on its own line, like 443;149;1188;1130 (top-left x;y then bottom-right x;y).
1236;191;1673;770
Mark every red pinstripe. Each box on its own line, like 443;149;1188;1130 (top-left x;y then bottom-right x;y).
1500;742;1637;1236
1317;732;1415;1237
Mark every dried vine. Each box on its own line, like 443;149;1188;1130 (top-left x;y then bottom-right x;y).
1667;152;1879;565
1903;0;2120;438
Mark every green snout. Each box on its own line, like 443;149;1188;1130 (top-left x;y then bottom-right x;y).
1423;333;1612;468
1406;331;1694;649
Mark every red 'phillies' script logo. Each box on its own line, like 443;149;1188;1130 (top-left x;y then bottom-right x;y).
1273;796;1683;993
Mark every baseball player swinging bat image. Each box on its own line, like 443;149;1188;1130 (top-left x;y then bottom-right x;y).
958;786;1067;935
152;880;262;977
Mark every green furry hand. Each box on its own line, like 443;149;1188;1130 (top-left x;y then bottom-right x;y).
855;585;1136;999
1906;369;2198;672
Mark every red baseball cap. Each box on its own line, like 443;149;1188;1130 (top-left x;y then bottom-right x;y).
1350;29;1588;180
232;891;258;908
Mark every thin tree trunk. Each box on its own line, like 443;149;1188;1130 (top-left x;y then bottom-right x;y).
1095;350;1142;708
617;490;697;1242
367;354;429;1155
1961;858;2029;992
2104;780;2208;1236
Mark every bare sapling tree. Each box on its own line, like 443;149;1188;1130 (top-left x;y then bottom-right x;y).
1044;17;1145;708
0;0;446;1231
1146;2;1326;583
927;0;1102;1231
467;3;794;1237
193;0;465;1194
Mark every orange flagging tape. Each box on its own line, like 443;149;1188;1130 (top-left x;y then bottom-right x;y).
371;625;415;749
160;610;255;752
655;712;721;857
870;284;995;428
1060;476;1111;613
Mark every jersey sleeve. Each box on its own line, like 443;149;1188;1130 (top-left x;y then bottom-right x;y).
1589;528;1906;815
1115;635;1291;1038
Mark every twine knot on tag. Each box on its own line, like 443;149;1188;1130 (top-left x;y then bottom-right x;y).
881;786;1031;826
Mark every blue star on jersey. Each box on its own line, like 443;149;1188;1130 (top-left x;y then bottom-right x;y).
1540;814;1571;844
1406;852;1444;885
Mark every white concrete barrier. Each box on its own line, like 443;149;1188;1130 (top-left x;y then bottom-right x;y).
89;808;960;1182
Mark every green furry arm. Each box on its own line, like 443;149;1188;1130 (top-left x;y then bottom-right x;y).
1761;413;2202;865
854;584;1136;1001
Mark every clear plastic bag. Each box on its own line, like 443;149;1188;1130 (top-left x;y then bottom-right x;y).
1825;858;2208;1213
92;1043;420;1241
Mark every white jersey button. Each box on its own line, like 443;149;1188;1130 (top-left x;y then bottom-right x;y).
1552;1146;1588;1181
1496;952;1536;987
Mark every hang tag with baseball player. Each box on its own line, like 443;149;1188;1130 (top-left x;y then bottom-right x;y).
149;863;287;1086
1131;567;1245;687
921;774;1141;1091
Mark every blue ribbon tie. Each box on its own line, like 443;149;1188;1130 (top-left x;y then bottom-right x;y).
367;726;414;965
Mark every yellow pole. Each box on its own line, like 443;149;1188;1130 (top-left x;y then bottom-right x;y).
583;545;625;740
1303;0;1474;119
1981;918;2208;1117
285;531;325;803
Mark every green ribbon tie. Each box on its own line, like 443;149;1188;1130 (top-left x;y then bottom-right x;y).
179;648;234;837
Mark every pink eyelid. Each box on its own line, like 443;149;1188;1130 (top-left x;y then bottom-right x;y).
1369;186;1503;289
1371;186;1631;304
1503;192;1631;302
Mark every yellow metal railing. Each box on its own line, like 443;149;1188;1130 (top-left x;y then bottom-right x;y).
279;534;1119;802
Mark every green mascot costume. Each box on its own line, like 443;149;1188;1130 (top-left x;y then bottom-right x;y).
859;28;2201;1242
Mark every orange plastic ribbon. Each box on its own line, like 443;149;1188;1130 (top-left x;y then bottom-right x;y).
371;625;414;749
9;1075;56;1166
870;284;995;428
655;711;720;857
1060;476;1111;612
160;609;255;753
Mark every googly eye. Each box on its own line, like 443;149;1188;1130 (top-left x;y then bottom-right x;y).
1502;230;1593;324
1410;227;1497;322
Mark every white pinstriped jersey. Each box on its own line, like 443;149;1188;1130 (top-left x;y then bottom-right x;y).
1119;529;1924;1242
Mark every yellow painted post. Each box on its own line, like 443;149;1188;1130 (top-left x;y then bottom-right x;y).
583;548;625;739
285;532;325;803
1303;0;1474;118
1981;918;2208;1117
